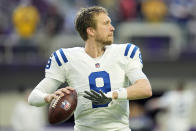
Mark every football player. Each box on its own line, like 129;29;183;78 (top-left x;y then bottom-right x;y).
147;82;195;131
28;6;152;131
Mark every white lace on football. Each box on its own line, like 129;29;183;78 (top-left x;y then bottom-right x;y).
51;96;61;108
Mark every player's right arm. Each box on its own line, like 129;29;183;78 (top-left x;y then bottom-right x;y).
28;78;74;106
28;49;75;106
28;77;62;106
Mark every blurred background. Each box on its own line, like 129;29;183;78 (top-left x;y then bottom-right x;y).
0;0;196;131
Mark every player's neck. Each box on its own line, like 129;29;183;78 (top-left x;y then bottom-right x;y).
85;40;105;58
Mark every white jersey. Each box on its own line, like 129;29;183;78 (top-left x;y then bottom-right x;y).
159;90;195;131
45;43;145;131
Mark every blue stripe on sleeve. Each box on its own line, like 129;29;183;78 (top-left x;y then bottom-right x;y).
139;53;143;64
59;48;68;63
130;46;138;58
124;43;132;56
53;52;62;66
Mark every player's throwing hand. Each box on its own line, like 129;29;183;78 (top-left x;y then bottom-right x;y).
45;87;75;103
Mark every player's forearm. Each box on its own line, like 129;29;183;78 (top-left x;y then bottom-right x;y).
108;79;152;100
28;78;62;106
126;79;152;100
28;88;49;107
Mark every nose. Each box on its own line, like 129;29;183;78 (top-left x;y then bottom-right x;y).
110;24;115;31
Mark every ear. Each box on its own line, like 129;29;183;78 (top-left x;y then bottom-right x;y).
86;27;95;37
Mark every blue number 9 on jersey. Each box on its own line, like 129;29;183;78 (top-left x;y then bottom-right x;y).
88;71;111;108
45;58;52;69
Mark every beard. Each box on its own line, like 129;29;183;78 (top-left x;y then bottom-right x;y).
95;36;113;45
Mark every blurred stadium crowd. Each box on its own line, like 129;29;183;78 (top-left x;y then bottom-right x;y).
0;0;196;131
0;0;196;64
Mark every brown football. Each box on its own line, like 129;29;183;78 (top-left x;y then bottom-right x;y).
48;90;77;124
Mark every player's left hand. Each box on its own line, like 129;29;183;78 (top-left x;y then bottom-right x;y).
83;90;112;105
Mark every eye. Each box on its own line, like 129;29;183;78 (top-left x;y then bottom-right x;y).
104;20;110;25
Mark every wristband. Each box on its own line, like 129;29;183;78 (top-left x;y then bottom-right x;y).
105;88;127;100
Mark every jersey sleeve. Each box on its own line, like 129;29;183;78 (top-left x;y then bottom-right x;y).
123;43;143;70
122;43;147;83
45;48;68;83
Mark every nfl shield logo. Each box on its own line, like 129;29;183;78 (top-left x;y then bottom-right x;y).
61;100;71;111
95;63;100;68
